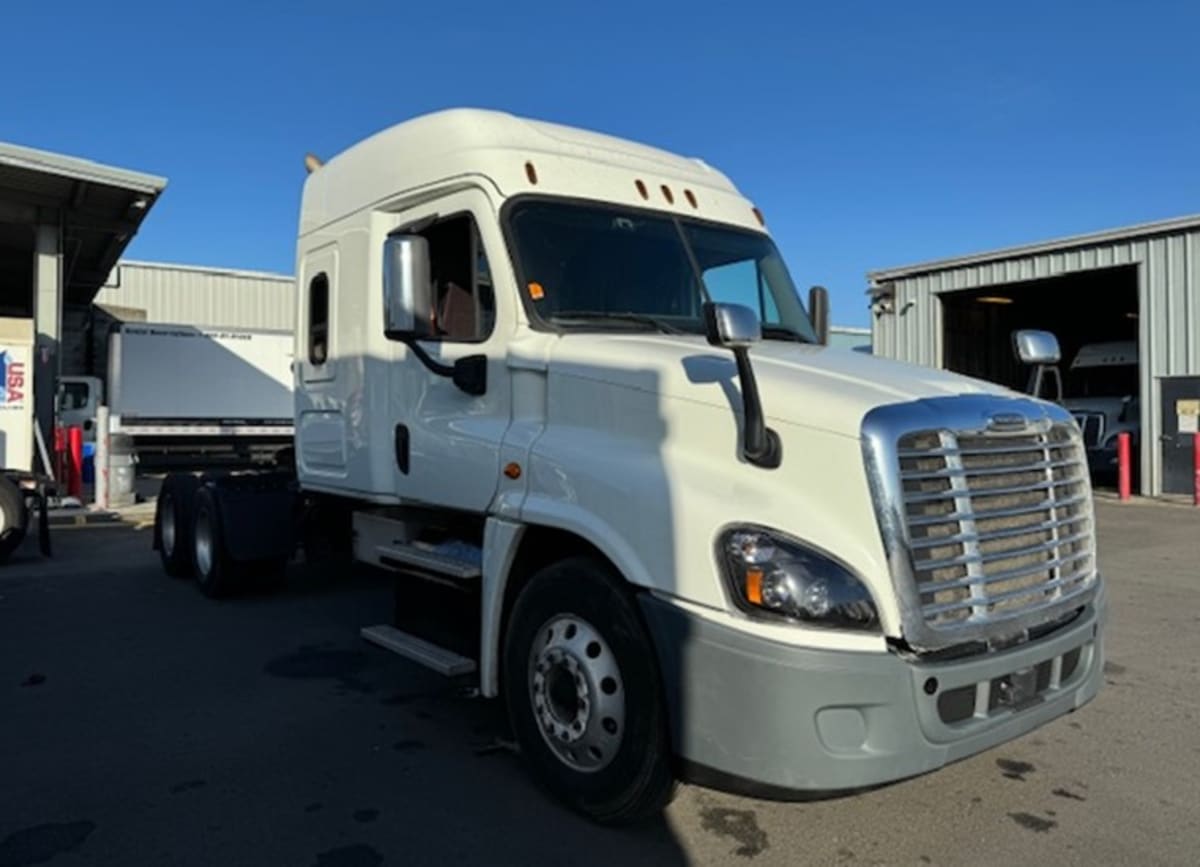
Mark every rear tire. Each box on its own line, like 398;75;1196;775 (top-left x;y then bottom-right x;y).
156;475;199;578
0;476;29;563
192;486;238;598
503;557;676;824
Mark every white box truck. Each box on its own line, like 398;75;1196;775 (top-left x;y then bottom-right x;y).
153;109;1106;822
60;323;294;468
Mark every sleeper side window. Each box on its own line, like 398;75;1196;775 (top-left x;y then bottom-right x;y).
309;272;329;364
417;214;495;342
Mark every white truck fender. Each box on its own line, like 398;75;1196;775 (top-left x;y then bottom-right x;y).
480;516;526;698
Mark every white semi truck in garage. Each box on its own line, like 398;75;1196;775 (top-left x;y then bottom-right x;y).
153;109;1107;822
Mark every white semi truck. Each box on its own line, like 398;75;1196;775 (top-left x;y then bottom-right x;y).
154;109;1106;822
59;323;294;468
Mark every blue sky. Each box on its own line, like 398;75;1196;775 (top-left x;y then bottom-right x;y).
4;0;1198;327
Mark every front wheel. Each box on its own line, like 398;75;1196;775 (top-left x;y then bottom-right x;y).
503;557;676;824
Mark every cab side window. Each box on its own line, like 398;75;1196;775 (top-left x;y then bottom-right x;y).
309;272;330;365
418;215;495;342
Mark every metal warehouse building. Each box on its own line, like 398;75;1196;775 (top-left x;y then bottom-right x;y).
868;214;1200;498
66;260;294;377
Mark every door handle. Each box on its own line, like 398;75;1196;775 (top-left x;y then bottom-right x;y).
395;424;410;474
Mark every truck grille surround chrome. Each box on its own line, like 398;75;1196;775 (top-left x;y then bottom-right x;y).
862;396;1099;651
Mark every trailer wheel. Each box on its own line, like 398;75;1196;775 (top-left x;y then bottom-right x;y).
503;557;676;824
192;486;238;598
0;476;29;563
156;475;199;578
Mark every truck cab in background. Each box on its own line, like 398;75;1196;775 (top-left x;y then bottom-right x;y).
1062;341;1139;479
154;109;1107;823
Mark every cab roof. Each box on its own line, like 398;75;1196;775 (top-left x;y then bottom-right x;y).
299;108;763;236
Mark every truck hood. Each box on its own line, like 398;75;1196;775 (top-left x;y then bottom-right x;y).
546;334;1011;437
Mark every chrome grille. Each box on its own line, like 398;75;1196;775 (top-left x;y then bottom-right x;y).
897;424;1096;632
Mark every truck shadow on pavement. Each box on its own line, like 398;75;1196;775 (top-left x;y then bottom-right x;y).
0;529;693;867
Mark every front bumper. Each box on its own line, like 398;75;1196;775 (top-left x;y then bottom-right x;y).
640;587;1106;795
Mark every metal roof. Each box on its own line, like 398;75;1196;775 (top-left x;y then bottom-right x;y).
115;259;292;283
0;140;167;306
0;141;166;194
869;212;1200;284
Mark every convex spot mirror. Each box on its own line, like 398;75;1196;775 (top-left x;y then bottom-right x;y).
383;234;433;339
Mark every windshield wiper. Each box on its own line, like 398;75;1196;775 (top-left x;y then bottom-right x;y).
549;311;689;335
761;325;814;343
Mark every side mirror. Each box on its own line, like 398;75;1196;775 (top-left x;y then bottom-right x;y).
383;234;433;339
702;302;780;469
1013;329;1061;365
1012;329;1063;403
808;285;830;346
703;302;761;349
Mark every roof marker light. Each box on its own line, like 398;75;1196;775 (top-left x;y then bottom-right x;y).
661;185;675;205
635;179;648;199
684;189;698;208
752;207;765;226
525;161;539;185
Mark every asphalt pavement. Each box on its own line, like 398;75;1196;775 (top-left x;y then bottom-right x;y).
1;499;1197;866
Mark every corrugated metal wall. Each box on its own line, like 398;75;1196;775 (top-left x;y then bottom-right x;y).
871;227;1200;496
94;260;294;330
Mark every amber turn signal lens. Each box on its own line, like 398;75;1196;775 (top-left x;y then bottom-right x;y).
745;569;764;605
504;462;522;480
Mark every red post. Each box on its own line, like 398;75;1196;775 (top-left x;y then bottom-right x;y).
68;426;84;499
1193;432;1200;508
1117;432;1132;501
54;426;67;483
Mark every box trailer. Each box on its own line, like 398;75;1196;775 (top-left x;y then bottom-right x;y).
61;323;294;468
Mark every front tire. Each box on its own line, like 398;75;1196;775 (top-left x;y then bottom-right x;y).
503;557;676;824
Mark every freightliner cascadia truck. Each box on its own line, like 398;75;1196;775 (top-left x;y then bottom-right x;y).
153;109;1106;823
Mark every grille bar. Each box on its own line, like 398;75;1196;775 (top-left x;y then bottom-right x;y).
917;556;1093;593
914;530;1092;572
902;457;1079;482
898;441;1057;459
903;475;1084;505
909;513;1090;549
922;572;1094;617
921;565;1094;612
906;492;1091;527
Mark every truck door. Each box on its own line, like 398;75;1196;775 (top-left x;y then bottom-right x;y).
389;190;511;513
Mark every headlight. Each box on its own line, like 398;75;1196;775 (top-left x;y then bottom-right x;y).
717;527;879;631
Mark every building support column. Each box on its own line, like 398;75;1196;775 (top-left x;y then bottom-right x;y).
32;223;62;474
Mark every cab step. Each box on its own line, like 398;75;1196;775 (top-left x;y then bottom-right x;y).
360;624;477;677
378;540;482;580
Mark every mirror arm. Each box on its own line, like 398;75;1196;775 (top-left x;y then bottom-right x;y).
732;347;782;469
402;339;487;397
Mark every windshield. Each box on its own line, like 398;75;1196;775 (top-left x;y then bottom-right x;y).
507;200;817;341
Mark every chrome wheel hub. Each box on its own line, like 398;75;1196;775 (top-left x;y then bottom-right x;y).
161;495;176;557
529;614;625;773
194;509;213;578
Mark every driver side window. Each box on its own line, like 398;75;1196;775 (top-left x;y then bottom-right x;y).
415;214;495;342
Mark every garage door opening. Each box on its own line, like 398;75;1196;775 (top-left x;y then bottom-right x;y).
941;265;1140;488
